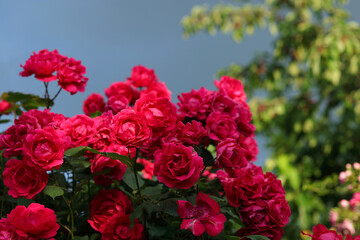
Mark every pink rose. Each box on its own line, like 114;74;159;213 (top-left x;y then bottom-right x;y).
111;109;151;147
83;93;106;116
107;94;129;114
19;49;65;82
3;159;48;199
0;100;11;114
88;189;133;232
214;76;247;103
140;81;171;100
90;112;116;150
302;224;343;240
177;191;226;236
57;57;88;95
23;127;70;170
7;203;59;239
177;87;214;121
154;143;204;189
206;112;239;142
105;82;139;105
134;92;177;131
101;215;144;240
127;65;158;87
216;138;248;169
61;114;96;148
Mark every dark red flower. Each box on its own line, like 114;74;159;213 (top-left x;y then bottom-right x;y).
302;224;343;240
237;226;284;240
216;138;248;169
101;215;144;240
176;191;226;236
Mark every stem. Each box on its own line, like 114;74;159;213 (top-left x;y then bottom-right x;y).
62;195;74;240
43;82;51;109
51;88;62;101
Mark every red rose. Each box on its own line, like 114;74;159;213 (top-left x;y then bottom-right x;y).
101;215;144;240
140;81;171;100
176;191;226;236
7;203;59;239
177;87;214;120
19;49;65;82
0;218;30;240
57;57;88;95
206;112;239;142
23;127;70;171
111;109;151;147
154;143;204;189
83;93;106;116
216;138;248;169
90;112;116;150
214;76;247;103
61;114;96;148
134;92;177;131
105;82;139;105
241;136;258;162
237;226;284;240
302;224;343;240
88;189;133;232
127;65;157;87
91;144;129;186
0;100;11;114
3;159;48;199
107;94;129;114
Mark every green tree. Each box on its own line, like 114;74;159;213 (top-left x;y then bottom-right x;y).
182;0;360;238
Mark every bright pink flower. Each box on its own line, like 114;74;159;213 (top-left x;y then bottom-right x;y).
137;158;154;180
202;169;217;181
19;49;65;82
216;138;248;169
57;57;88;95
23;126;70;171
3;159;48;199
134;92;177;131
90;112;116;150
154;143;204;189
302;224;343;240
91;144;129;186
214;76;247;103
8;203;59;239
105;82;139;105
111;109;151;147
101;215;144;240
127;65;158;87
206;112;239;142
176;192;226;236
83;93;106;116
107;94;129;114
349;192;360;209
177;87;214;120
61;114;96;148
0;218;30;240
0;100;11;114
140;81;171;100
88;189;133;233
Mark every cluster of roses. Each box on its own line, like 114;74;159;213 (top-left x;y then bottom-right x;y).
303;224;360;240
19;49;88;95
0;203;59;239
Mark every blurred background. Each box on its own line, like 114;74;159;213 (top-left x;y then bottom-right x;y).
1;0;360;238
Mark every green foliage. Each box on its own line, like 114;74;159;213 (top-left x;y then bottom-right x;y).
183;0;360;238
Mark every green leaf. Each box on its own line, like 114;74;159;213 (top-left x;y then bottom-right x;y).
43;185;64;200
69;159;91;168
226;236;241;240
142;185;163;198
64;146;132;167
122;169;144;190
159;198;179;216
74;236;89;240
0;119;10;124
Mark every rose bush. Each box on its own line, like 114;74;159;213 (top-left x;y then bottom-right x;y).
0;49;295;239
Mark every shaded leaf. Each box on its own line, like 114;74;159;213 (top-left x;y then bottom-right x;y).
43;185;64;200
122;169;144;190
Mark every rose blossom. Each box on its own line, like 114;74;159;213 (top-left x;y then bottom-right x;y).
206;112;239;142
302;224;344;240
140;81;171;100
0;100;11;114
237;226;284;240
83;93;106;116
154;143;204;189
0;218;31;240
61;114;96;148
19;49;65;82
127;65;158;87
214;76;247;103
177;87;214;120
111;109;151;147
3;159;48;199
105;82;139;105
107;94;129;114
88;189;133;232
176;191;226;236
57;57;88;95
137;158;154;180
23;126;70;171
7;203;59;239
101;215;144;240
216;138;248;169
